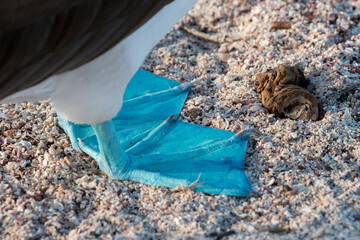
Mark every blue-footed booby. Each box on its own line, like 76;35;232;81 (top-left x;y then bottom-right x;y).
0;0;259;196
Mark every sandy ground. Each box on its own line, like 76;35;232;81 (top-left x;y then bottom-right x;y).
0;0;360;239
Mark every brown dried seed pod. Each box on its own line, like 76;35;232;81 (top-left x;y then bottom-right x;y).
263;84;319;120
255;65;318;120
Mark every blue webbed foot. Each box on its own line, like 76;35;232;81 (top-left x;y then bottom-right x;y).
78;119;259;196
58;69;260;196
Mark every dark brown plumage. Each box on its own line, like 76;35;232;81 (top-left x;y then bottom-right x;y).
255;65;319;121
0;0;173;99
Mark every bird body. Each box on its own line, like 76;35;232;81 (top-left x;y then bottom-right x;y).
0;0;196;124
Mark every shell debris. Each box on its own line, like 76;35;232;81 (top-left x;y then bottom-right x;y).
1;0;360;239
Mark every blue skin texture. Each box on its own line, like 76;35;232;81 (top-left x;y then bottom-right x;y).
58;69;255;196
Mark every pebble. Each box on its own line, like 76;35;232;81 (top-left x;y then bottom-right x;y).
187;108;202;119
19;140;32;148
218;53;229;62
216;82;225;88
189;55;197;64
344;108;352;122
290;132;298;139
250;104;263;112
263;142;273;149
